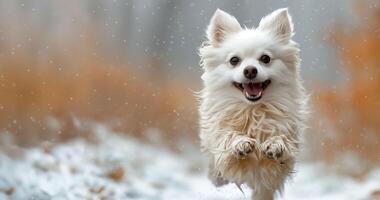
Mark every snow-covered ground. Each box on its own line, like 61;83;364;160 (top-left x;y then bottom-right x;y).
0;126;379;200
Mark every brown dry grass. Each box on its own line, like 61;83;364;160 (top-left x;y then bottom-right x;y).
0;16;198;146
0;63;198;146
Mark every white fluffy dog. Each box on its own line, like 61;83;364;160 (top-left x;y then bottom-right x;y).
198;8;308;199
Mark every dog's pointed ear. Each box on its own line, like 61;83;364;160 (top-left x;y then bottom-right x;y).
258;8;294;42
206;9;241;46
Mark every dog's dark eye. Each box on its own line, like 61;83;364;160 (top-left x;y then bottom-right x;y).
229;56;240;66
259;54;271;64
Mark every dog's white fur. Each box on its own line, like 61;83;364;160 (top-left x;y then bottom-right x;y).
198;8;308;199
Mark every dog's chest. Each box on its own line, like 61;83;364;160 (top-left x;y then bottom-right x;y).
217;104;295;142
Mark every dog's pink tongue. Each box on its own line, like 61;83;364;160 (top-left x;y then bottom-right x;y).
243;83;263;96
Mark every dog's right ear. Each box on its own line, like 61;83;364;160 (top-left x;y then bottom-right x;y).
206;9;241;46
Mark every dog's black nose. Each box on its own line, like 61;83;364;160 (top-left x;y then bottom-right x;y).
243;66;257;79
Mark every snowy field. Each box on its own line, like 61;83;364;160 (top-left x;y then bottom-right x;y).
0;126;379;200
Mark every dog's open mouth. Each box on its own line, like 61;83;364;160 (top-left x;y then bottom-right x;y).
233;80;271;102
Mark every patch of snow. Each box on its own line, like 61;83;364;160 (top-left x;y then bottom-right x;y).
0;125;379;200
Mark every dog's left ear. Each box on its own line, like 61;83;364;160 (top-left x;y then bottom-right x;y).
258;8;294;42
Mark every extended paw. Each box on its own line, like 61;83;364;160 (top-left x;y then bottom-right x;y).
262;139;286;161
232;138;256;159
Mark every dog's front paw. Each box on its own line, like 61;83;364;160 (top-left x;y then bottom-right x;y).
262;137;287;161
232;137;256;159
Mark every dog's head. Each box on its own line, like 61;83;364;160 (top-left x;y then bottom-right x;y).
199;8;300;104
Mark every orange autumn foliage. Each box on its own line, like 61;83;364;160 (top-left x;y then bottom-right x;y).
316;7;380;163
0;24;197;147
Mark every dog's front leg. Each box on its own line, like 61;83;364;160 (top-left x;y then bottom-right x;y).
207;131;257;160
208;132;257;185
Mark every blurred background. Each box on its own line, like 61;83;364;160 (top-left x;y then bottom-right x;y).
0;0;379;199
